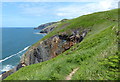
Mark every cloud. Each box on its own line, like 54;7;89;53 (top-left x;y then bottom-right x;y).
21;7;46;16
98;0;118;10
55;5;90;18
17;0;119;18
3;0;118;19
18;3;49;17
55;0;119;18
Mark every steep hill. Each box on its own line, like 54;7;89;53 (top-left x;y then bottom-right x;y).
5;8;119;80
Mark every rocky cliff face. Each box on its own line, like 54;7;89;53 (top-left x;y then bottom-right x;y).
20;29;88;66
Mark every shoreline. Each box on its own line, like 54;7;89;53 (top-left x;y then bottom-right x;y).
1;32;47;80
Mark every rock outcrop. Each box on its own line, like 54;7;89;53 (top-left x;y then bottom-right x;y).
20;29;89;66
39;22;60;33
34;22;57;29
39;19;68;33
34;19;68;33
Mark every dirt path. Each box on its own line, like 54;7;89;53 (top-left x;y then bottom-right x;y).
112;26;115;30
65;67;79;80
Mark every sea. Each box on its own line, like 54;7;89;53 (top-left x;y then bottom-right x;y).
0;28;45;74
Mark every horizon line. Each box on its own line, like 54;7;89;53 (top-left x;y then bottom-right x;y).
1;27;35;28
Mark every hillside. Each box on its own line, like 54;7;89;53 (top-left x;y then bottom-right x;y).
34;22;57;29
5;9;119;80
39;19;68;33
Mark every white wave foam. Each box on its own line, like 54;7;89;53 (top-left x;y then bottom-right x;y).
34;32;41;34
34;32;47;36
0;46;30;63
1;65;14;72
40;33;47;37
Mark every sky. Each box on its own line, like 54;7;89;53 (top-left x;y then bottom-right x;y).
1;0;119;28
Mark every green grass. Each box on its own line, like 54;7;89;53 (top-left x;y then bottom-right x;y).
32;8;118;47
5;8;119;80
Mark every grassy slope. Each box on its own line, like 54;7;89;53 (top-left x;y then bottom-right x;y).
5;9;119;80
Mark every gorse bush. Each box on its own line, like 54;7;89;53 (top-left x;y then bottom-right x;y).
100;55;119;71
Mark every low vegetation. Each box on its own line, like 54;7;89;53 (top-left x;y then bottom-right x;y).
5;8;119;80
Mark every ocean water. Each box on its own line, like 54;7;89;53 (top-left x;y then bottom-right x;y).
0;28;44;74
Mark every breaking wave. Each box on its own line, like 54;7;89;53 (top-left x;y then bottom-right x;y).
0;46;30;63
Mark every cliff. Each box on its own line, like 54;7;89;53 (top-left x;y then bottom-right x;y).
20;29;88;66
39;19;68;33
34;22;57;29
34;19;68;30
39;22;60;33
4;9;119;80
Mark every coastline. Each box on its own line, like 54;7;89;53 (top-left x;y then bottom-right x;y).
0;46;30;75
1;28;44;80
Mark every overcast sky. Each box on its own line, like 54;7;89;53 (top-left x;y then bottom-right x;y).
2;0;119;27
